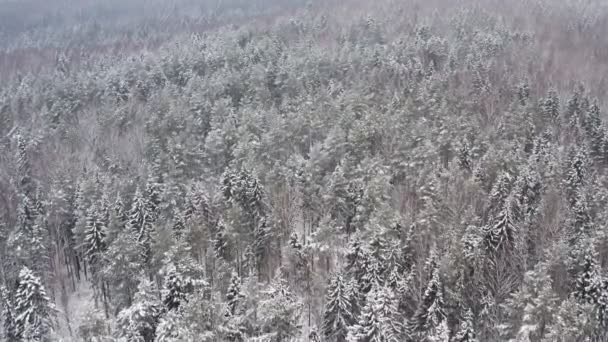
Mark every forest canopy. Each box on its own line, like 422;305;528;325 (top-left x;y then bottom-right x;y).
1;0;608;341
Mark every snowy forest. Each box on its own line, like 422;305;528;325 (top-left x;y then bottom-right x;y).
2;0;608;340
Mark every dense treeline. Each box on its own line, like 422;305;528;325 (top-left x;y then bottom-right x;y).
2;0;608;341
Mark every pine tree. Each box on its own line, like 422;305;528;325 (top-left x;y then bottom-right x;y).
129;186;147;238
414;266;446;334
101;229;143;309
156;288;216;342
569;192;592;242
346;237;373;293
489;172;512;214
347;291;381;342
484;195;517;251
258;271;303;342
453;309;478;342
564;147;588;207
374;285;406;342
0;285;17;341
323;273;356;342
516;80;531;106
8;192;48;279
14;267;55;341
116;277;163;342
457;141;472;172
253;216;271;271
16;133;33;195
84;203;106;273
514;165;542;222
500;262;558;341
575;251;603;305
584;101;605;160
114;193;128;227
129;186;153;262
541;89;560;122
565;86;586;120
162;265;188;311
105;193;127;244
144;169;163;225
347;285;404;342
30;210;50;277
159;242;204;313
227;273;244;315
214;219;230;261
171;206;185;239
427;320;450;342
219;272;246;342
542;298;599;342
221;169;269;274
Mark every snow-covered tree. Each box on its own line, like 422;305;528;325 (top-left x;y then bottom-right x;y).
575;250;603;305
323;273;356;342
257;272;303;342
564;147;588;207
453;309;478;342
220;272;247;342
128;186;148;240
427;320;450;342
1;285;17;341
542;298;600;342
347;285;404;342
226;273;244;317
101;229;143;310
84;203;107;271
541;89;560;122
214;219;231;261
160;241;205;312
413;266;446;334
499;262;558;341
116;277;163;342
347;291;381;342
14;267;55;341
485;195;518;251
162;266;188;312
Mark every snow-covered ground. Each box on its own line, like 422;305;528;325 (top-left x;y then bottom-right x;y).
54;281;96;341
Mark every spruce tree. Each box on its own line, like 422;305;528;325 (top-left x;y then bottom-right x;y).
374;285;406;342
347;290;381;342
162;265;188;311
453;309;478;342
84;203;106;273
116;277;162;342
575;251;603;305
584;101;605;160
413;266;446;334
14;267;55;341
220;272;246;342
485;195;517;251
541;89;560;122
323;273;355;342
15;133;33;195
226;273;243;317
564;147;588;207
129;186;152;262
0;285;17;341
101;229;143;309
347;285;404;342
258;271;303;342
426;320;450;342
500;262;558;341
214;219;230;261
457;141;472;172
129;186;147;239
